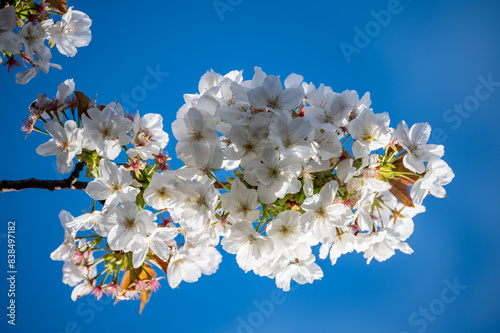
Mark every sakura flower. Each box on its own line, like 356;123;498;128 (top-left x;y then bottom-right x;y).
300;181;353;244
104;201;156;253
173;177;219;230
127;112;169;160
353;188;377;231
223;123;272;165
306;90;371;130
56;79;75;106
411;159;454;204
81;102;132;160
36;120;83;174
248;75;304;113
62;241;96;287
336;158;356;184
50;210;77;262
85;160;137;212
221;222;274;272
331;90;371;123
267;211;312;261
62;260;87;287
319;230;356;265
197;69;243;95
48;8;92;57
143;170;183;210
221;179;260;223
355;228;413;264
71;279;95;301
375;192;425;242
275;254;323;292
347;108;391;158
167;248;202;289
312;128;342;161
15;59;62;84
172;107;218;161
267;211;302;250
19;22;51;62
0;6;22;54
244;147;302;204
284;73;304;89
66;210;109;236
269;116;314;159
188;141;223;175
359;154;391;192
394;121;445;173
301;159;332;197
131;226;179;268
302;82;333;109
188;245;223;276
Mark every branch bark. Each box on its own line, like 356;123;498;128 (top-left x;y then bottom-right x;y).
0;161;88;192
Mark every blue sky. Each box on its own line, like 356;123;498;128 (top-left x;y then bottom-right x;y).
1;0;500;332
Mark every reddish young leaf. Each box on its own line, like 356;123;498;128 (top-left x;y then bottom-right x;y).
74;91;92;118
399;176;416;186
152;254;170;275
139;288;152;315
46;0;67;13
388;178;415;207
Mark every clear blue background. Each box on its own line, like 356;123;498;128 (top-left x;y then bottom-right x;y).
1;0;500;332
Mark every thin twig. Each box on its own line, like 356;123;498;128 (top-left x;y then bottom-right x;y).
0;161;88;192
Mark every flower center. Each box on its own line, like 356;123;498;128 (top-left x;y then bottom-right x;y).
135;128;154;147
266;96;280;109
59;139;71;151
111;183;121;193
124;218;136;230
101;127;113;139
268;167;280;178
158;188;169;199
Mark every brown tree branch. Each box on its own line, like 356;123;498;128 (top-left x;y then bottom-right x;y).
0;161;88;192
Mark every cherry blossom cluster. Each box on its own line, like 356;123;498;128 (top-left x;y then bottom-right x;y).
170;67;454;291
25;79;223;311
0;1;91;84
26;68;454;311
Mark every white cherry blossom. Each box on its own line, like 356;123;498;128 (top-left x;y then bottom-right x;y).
36;120;83;174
